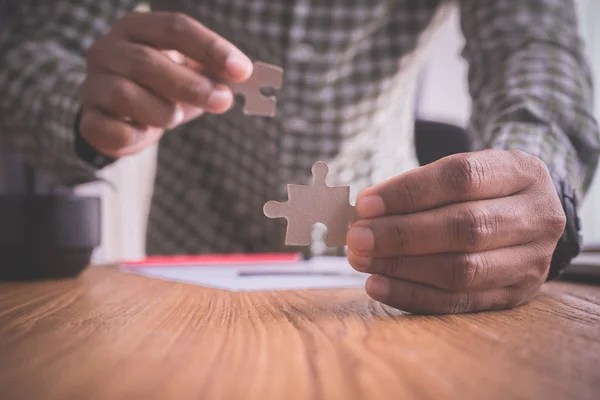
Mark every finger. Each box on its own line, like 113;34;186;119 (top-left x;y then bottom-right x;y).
112;11;252;82
83;73;182;128
347;243;551;292
160;51;206;123
79;107;155;158
364;275;532;314
347;194;541;257
113;126;164;156
87;40;233;112
162;49;204;73
356;149;549;218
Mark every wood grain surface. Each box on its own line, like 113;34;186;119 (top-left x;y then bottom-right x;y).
0;266;599;400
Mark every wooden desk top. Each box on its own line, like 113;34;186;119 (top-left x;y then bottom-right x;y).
1;266;599;400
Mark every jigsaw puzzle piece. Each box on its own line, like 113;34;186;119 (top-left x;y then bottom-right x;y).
263;161;357;248
262;200;287;219
263;200;313;246
282;216;313;246
310;161;329;185
323;205;358;247
230;61;283;117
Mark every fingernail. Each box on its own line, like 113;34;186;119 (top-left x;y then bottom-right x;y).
225;54;252;78
366;275;390;301
357;195;385;219
168;105;184;128
347;226;374;254
346;250;371;272
207;87;233;112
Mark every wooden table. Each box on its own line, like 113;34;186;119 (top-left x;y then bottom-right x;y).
1;266;599;400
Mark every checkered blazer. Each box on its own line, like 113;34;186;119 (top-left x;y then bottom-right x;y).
0;0;599;255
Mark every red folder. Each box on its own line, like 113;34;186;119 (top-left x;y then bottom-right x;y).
122;253;302;267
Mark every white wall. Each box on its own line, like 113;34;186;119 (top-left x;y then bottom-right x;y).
74;146;156;263
416;6;470;128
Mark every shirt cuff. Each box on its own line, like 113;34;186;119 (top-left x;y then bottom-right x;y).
487;121;583;198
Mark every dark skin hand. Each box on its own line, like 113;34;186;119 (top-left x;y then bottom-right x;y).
81;12;253;158
347;149;567;314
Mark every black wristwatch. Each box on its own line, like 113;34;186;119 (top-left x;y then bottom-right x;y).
74;109;118;169
547;177;582;280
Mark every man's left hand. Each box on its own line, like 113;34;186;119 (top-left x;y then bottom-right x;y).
346;149;567;314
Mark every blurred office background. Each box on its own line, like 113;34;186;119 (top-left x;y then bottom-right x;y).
1;1;599;262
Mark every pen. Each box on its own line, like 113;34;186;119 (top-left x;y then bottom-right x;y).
237;268;364;277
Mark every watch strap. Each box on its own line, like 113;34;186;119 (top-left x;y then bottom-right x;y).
547;178;582;280
74;108;118;169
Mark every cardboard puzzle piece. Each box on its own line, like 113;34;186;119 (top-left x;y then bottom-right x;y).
230;61;283;117
263;161;358;247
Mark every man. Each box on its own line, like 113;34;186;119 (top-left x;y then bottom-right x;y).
0;0;599;314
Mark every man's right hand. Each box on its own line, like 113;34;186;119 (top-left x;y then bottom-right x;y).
80;11;253;158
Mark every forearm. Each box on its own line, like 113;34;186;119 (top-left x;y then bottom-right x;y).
471;41;599;197
459;0;600;199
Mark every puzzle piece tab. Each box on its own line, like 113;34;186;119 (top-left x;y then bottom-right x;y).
230;61;283;117
263;161;357;247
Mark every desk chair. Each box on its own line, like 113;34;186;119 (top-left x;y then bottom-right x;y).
414;119;472;166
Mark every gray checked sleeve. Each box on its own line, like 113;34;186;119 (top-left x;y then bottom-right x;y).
458;0;600;198
0;0;137;187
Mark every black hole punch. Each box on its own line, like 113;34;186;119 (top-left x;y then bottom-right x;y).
0;194;102;281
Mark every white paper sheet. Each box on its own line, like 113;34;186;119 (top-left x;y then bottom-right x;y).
121;256;368;291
